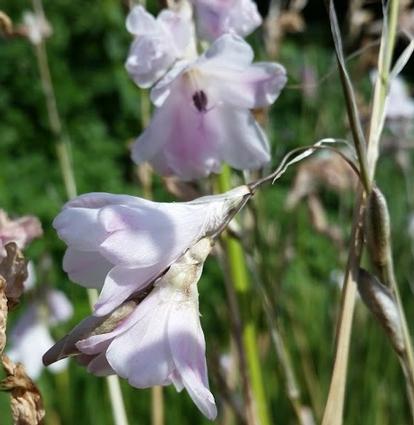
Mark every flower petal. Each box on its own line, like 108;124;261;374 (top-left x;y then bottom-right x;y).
217;107;270;170
53;207;106;251
63;248;112;290
94;265;158;316
200;34;254;71
126;5;157;36
133;87;221;180
168;302;217;420
208;62;287;109
106;291;174;387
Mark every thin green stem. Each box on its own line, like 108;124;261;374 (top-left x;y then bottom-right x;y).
217;165;271;425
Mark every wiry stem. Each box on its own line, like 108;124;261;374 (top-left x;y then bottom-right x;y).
322;1;402;424
217;165;271;425
31;1;129;424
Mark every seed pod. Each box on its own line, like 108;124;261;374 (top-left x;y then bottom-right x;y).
357;268;404;355
364;186;391;284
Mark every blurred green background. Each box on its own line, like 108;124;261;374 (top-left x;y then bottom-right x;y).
1;1;414;424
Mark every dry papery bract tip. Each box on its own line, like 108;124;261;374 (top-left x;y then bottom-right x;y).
0;242;28;310
1;355;45;425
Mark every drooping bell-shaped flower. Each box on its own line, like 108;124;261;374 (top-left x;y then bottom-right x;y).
53;186;249;315
125;5;193;88
7;288;73;379
192;0;262;41
0;210;43;259
44;239;217;420
131;34;287;180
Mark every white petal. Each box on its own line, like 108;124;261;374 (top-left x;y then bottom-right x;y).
158;9;192;54
63;248;113;290
217;107;270;170
168;302;217;420
208;62;287;109
150;60;189;107
106;291;175;387
200;34;254;71
126;5;157;36
94;265;158;316
53;207;106;251
64;192;144;209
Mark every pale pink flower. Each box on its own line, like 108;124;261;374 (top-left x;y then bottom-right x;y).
193;0;262;41
53;186;249;315
386;75;414;120
131;34;287;180
125;5;193;88
0;209;43;259
44;239;217;420
371;72;414;120
7;289;73;379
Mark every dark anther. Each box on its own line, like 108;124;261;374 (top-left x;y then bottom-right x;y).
192;90;208;112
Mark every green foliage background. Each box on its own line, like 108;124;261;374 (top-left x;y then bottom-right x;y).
1;1;414;424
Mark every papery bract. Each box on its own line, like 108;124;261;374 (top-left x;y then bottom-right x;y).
44;239;217;420
0;210;43;259
131;34;287;180
7;289;73;379
53;185;249;315
193;0;262;41
125;5;193;88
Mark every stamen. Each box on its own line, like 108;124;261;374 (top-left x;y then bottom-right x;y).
192;90;208;112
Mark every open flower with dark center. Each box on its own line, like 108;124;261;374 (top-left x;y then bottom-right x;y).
132;34;287;180
44;239;217;420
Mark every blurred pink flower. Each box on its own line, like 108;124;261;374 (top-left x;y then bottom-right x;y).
0;210;43;259
7;288;73;379
125;5;193;88
44;239;217;419
53;186;249;315
132;34;287;180
386;75;414;120
193;0;262;41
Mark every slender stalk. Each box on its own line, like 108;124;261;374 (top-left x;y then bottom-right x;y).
31;1;129;424
322;1;401;424
217;165;271;425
